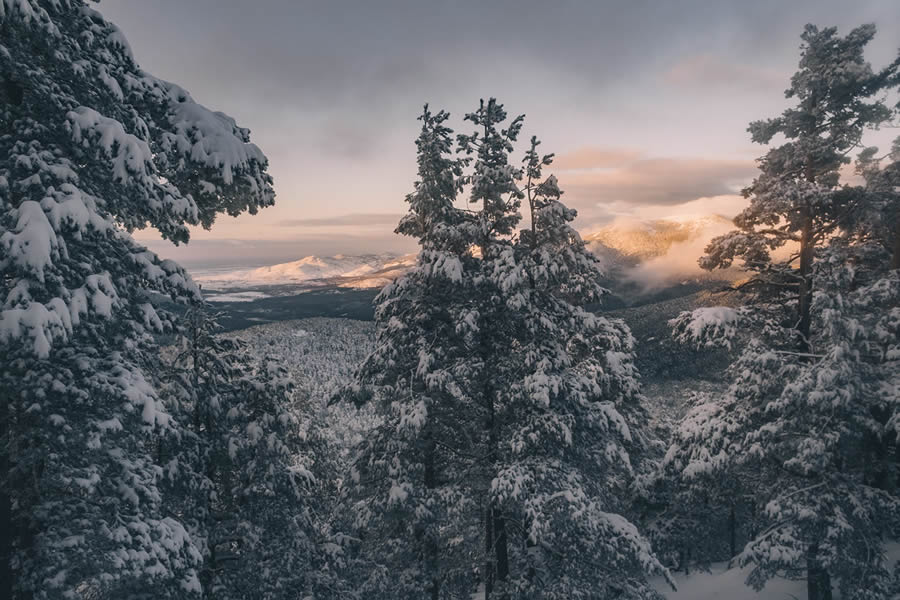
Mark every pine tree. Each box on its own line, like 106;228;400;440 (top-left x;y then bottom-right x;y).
1;2;273;597
222;357;323;600
487;136;669;599
667;24;899;600
839;136;900;495
350;100;668;599
456;98;525;598
159;306;246;599
853;137;900;271
161;307;330;600
344;105;479;599
700;23;893;351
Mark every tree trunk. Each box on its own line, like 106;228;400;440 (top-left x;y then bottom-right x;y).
798;205;814;351
494;511;509;585
423;434;440;600
482;369;496;600
477;226;510;599
480;320;510;599
807;545;819;600
525;537;537;585
891;214;900;271
484;504;494;599
729;503;737;559
807;544;832;600
1;389;12;600
483;506;509;600
487;405;509;597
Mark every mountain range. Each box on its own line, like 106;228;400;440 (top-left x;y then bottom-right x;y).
194;253;417;290
195;215;742;302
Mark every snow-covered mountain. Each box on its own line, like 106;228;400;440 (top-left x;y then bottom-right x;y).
584;215;742;291
194;215;740;295
194;253;416;289
583;215;734;262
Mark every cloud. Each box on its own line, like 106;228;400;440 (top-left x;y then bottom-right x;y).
623;217;738;291
278;213;404;227
553;150;756;215
576;194;749;229
663;54;783;90
315;119;383;160
552;148;643;170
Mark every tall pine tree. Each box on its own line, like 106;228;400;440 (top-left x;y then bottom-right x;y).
344;106;479;599
159;306;244;599
351;99;668;599
456;98;525;599
162;306;331;600
667;24;899;600
487;135;668;599
1;2;274;597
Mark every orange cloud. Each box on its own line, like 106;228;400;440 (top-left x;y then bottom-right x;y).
553;153;756;210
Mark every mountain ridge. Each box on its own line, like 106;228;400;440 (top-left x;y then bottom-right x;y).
194;215;743;298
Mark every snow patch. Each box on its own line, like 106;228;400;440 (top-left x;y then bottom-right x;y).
205;290;271;303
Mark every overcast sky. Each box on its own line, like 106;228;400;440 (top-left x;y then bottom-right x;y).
98;0;900;266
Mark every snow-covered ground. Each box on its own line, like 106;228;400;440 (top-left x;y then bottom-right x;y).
206;290;272;302
653;542;900;600
652;563;805;600
470;566;808;600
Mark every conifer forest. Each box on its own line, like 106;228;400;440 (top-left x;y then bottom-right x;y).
1;1;899;599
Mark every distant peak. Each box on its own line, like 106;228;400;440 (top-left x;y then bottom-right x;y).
194;252;416;289
584;215;734;260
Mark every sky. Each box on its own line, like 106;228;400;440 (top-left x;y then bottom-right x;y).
98;0;900;267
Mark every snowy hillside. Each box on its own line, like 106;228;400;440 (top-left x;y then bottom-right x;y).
227;317;374;404
226;318;378;455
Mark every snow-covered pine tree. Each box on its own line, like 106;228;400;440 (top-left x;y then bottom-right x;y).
645;453;753;574
159;305;246;598
456;98;526;598
1;1;273;597
839;137;900;495
667;24;899;600
853;136;900;272
655;379;768;571
222;357;323;600
699;23;893;351
162;307;330;600
486;135;669;599
344;105;479;599
351;100;669;599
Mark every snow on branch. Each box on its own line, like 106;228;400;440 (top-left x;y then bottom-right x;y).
669;306;746;350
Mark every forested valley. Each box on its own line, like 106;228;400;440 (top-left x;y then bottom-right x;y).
2;2;899;599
